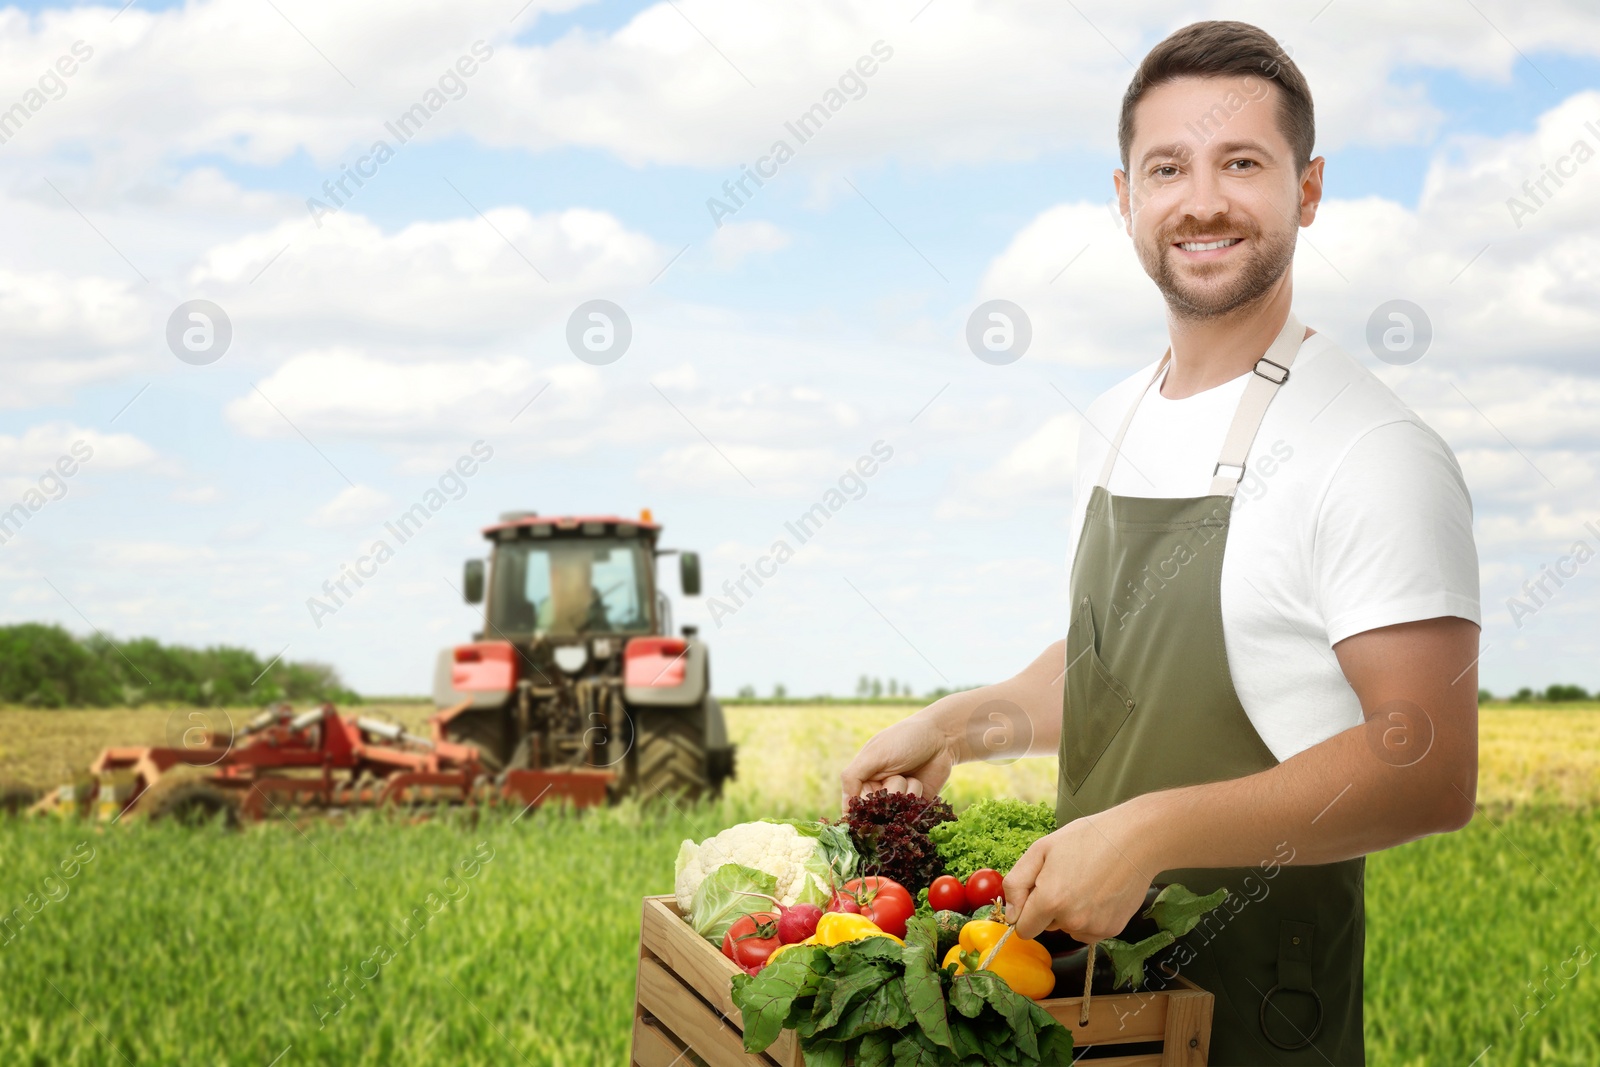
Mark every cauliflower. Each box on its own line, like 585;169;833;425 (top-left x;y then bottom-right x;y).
674;821;834;911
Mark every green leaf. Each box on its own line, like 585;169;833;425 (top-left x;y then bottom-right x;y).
1100;930;1176;990
890;1028;947;1066
856;1031;895;1067
829;935;905;969
947;970;1041;1059
1035;1022;1077;1064
948;974;987;1019
800;1039;848;1067
1144;883;1229;938
833;976;914;1039
729;944;830;1053
688;863;779;944
902;913;955;1050
805;963;893;1034
949;1016;989;1060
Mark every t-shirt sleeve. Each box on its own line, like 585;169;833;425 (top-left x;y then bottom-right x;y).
1312;419;1482;645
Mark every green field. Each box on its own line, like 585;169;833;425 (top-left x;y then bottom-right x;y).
2;703;1599;1065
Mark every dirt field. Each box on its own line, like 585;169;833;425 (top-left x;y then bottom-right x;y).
2;700;1597;810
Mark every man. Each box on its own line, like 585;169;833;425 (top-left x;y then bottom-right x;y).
840;20;1480;1065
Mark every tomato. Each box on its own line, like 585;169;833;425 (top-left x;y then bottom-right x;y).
722;912;782;976
840;877;914;939
928;875;968;913
964;869;1005;911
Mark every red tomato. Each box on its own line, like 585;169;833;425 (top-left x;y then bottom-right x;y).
964;869;1005;911
928;875;968;913
722;912;782;975
841;877;914;939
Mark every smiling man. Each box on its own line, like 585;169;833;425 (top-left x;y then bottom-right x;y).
841;20;1481;1065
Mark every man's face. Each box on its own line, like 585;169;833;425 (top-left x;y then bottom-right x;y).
1114;75;1322;321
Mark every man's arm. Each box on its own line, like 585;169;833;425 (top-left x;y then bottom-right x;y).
1004;616;1479;942
840;640;1066;804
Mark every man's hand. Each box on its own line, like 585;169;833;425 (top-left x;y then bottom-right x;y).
1002;808;1154;943
839;715;957;811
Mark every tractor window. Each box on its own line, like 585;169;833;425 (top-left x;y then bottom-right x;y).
490;539;651;635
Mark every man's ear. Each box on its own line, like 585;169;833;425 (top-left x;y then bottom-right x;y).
1298;156;1326;227
1112;169;1133;235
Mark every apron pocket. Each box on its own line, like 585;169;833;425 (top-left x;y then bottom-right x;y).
1062;595;1136;793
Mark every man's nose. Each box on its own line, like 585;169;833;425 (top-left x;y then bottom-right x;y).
1178;164;1230;227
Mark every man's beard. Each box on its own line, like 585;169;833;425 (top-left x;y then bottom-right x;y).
1136;220;1297;321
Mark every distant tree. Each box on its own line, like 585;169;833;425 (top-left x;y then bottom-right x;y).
870;678;883;699
773;683;787;700
888;679;899;697
0;624;355;708
1512;687;1535;703
1543;684;1591;702
903;681;913;698
1477;688;1494;704
737;684;756;699
856;675;870;698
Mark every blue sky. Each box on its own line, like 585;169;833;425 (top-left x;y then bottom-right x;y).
2;0;1598;698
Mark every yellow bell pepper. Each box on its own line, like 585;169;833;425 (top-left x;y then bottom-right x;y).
766;912;904;965
941;920;1055;1000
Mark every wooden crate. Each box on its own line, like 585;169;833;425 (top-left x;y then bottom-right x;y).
631;895;1213;1066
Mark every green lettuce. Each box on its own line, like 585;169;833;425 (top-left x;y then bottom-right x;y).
688;863;778;944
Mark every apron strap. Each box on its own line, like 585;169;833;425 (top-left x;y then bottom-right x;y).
1096;312;1307;496
1209;312;1305;496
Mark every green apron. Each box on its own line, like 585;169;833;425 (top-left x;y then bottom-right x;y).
1055;311;1365;1065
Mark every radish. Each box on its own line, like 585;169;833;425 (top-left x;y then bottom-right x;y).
778;902;823;944
735;892;825;944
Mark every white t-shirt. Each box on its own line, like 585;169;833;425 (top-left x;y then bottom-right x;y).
1064;328;1481;763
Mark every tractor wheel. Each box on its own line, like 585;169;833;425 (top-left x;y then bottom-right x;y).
1;785;41;817
629;707;711;805
145;781;241;829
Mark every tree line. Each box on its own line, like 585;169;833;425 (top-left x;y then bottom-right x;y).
0;623;358;708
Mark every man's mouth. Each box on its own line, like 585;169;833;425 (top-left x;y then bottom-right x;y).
1172;237;1244;258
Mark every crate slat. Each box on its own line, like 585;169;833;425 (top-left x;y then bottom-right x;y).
637;957;777;1067
640;897;802;1065
632;1014;694;1067
1160;987;1213;1065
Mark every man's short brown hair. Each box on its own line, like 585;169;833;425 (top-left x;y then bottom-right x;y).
1118;20;1314;177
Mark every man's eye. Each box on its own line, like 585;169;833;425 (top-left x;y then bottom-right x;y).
1229;159;1258;171
1152;165;1178;178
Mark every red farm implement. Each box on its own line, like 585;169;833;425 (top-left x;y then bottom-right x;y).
51;702;614;825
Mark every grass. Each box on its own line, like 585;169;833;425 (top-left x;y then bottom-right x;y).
2;701;1598;1064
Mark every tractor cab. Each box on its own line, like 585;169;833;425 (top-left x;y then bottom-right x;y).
433;511;733;802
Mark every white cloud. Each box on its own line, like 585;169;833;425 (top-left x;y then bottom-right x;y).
710;220;791;268
937;413;1078;519
309;485;395;527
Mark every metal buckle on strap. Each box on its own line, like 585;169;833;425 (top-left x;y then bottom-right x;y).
1213;461;1246;482
1254;357;1290;385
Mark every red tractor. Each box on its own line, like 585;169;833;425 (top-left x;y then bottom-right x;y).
433;510;736;803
